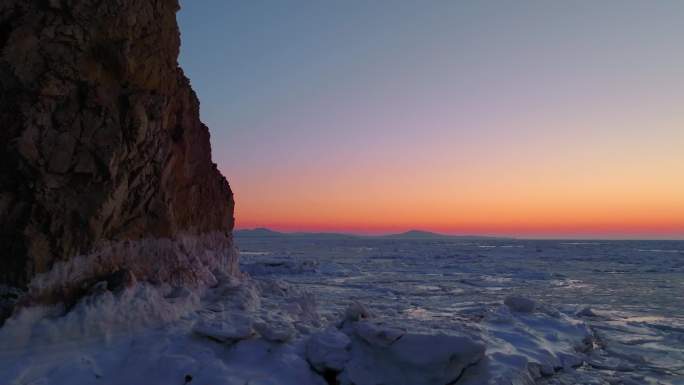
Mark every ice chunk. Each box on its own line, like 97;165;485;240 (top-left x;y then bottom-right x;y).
306;328;352;372
341;332;485;385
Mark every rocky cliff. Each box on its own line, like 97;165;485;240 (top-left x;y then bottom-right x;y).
0;0;236;304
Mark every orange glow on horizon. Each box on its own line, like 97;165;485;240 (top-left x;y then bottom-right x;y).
227;146;684;239
236;219;684;238
221;111;684;240
233;193;684;239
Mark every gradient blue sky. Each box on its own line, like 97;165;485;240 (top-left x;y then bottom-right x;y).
178;1;684;238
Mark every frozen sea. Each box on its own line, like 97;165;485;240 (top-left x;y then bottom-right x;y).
239;235;684;384
1;235;682;385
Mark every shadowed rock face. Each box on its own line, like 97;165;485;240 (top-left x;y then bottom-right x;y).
0;0;235;290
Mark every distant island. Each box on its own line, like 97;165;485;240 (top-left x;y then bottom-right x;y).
234;228;510;240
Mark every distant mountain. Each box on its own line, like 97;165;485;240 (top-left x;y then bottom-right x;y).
383;230;447;239
235;228;509;240
235;228;356;239
380;229;506;240
234;228;284;237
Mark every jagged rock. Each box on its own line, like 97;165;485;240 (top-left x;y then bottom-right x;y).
0;0;235;304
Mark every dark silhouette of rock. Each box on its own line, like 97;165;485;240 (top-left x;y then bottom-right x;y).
0;0;236;304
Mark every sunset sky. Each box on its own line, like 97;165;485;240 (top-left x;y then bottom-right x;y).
178;1;684;239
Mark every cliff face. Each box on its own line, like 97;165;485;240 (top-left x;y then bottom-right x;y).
0;0;236;296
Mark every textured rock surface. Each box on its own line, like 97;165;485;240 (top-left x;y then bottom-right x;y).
0;1;235;292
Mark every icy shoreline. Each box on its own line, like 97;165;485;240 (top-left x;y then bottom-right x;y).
0;277;598;385
1;238;682;385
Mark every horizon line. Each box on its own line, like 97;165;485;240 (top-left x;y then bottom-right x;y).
235;226;684;241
